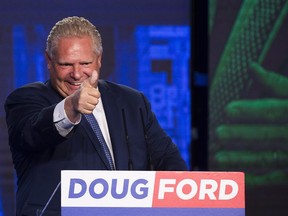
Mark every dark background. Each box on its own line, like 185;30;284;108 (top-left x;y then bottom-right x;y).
1;0;287;215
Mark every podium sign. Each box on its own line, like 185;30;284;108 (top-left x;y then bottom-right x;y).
61;171;245;216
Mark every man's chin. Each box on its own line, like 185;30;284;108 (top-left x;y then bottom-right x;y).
55;88;74;98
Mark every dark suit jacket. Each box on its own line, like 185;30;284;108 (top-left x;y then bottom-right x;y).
5;80;187;215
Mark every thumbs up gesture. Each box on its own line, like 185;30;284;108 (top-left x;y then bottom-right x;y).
82;69;99;89
65;70;101;122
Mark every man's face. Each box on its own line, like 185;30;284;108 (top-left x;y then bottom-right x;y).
46;36;102;97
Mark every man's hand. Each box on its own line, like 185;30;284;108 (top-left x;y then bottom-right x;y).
65;70;100;122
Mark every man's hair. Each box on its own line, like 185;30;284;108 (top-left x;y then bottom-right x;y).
46;16;103;58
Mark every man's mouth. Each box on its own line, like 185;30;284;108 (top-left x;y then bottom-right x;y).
67;81;82;90
69;82;82;86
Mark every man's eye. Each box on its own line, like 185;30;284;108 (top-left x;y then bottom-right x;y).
59;63;72;67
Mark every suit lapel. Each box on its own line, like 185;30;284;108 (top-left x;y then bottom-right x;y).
99;81;130;170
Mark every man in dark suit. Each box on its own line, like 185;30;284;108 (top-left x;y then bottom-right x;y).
5;16;187;215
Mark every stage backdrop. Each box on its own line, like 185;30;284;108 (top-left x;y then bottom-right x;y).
0;1;191;215
209;0;288;215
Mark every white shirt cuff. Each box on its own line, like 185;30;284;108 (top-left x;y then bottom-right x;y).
53;99;81;137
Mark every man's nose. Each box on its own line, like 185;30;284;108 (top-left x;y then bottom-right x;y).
70;65;81;79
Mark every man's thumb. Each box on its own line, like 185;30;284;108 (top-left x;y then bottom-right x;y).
87;70;99;87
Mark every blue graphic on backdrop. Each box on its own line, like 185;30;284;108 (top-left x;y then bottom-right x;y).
135;26;191;166
13;25;47;87
0;192;2;216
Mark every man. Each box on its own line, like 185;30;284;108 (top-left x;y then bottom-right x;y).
5;16;187;215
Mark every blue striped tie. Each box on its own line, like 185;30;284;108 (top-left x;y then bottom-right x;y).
84;114;115;170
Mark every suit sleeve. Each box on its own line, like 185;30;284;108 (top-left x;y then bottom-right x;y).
140;93;188;171
5;84;66;152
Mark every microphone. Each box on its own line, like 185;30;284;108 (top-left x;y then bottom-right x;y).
37;181;61;216
139;108;154;171
122;109;133;170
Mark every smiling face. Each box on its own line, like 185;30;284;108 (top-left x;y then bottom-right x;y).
46;36;102;97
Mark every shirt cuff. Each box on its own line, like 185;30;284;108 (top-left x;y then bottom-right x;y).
53;99;81;137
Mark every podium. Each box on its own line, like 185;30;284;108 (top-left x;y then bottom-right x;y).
61;171;245;216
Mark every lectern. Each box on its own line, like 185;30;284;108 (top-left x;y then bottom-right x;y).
61;171;245;216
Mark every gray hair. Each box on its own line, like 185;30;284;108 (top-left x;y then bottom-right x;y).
46;16;103;58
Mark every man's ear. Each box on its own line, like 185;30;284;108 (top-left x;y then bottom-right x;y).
97;54;102;68
45;51;52;70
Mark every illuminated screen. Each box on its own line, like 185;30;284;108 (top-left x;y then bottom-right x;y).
209;0;288;214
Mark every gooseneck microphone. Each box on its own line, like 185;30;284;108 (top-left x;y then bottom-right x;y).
37;181;61;216
139;108;154;171
122;109;133;170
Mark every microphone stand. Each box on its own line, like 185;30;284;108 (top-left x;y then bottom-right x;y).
139;108;154;171
37;181;61;216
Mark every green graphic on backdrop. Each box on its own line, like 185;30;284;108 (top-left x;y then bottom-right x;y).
209;0;288;185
